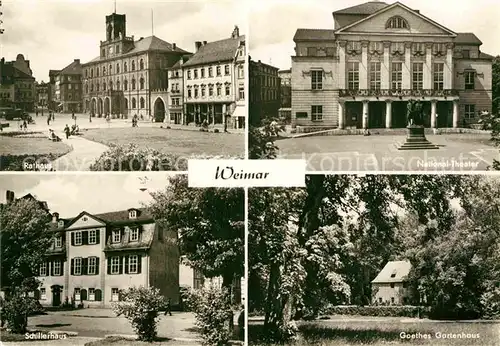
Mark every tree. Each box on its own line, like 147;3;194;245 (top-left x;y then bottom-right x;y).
148;175;244;294
0;198;52;290
248;118;284;159
492;56;500;115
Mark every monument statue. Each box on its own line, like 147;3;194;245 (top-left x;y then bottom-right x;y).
406;100;424;126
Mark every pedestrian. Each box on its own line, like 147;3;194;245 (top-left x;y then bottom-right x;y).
64;124;70;139
47;114;50;126
35;109;38;117
23;119;27;131
72;111;75;120
89;114;92;123
164;298;172;316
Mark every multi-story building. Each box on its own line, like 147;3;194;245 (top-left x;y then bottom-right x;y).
35;81;51;110
167;56;189;124
48;70;60;110
291;0;494;130
51;59;83;113
278;69;292;122
249;58;281;126
82;12;190;120
371;260;412;305
179;26;246;129
0;55;36;111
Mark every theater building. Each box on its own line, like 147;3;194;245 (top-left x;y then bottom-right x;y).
82;11;190;120
291;1;493;130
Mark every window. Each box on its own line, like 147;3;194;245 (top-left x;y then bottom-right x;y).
347;41;361;52
131;60;135;71
139;59;144;70
116;63;120;74
103;66;106;76
89;288;95;301
55;236;62;248
187;70;192;79
96;68;99;77
129;255;138;273
74;257;82;275
88;257;97;275
386;16;409;29
195;88;199;98
74;288;81;301
40;288;46;300
347;62;359;90
200;68;205;78
68;84;72;90
462;50;470;58
102;83;106;91
412;62;424;90
132;79;136;90
194;69;198;79
311;70;323;90
238;65;244;79
132;97;136;109
465;104;475;119
124;80;128;91
307;47;318;56
369;62;381;90
208;67;213;77
89;230;97;244
194;269;205;289
224;65;230;75
412;43;425;55
391;62;403;90
139;97;145;109
40;262;47;276
465;72;475;90
109;81;113;90
130;228;139;242
140;78;144;90
110;257;120;274
433;63;444;90
216;66;221;76
238;87;244;100
188;89;192;98
53;261;61;276
216;85;221;96
378;297;382;303
311;105;323;121
326;47;336;57
74;231;82;245
111;288;119;302
208;86;213;97
201;86;206;97
225;85;230;96
390;283;395;288
391;297;395;304
433;43;446;55
112;230;121;243
124;62;128;72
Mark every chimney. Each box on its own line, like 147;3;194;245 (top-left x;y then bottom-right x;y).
6;190;15;204
172;43;176;50
52;212;59;223
203;41;207;46
74;59;80;63
231;25;240;39
195;41;202;52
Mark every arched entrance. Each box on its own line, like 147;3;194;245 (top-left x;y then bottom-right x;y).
153;98;165;122
124;98;129;117
91;98;97;116
51;285;62;307
104;97;110;115
97;98;103;116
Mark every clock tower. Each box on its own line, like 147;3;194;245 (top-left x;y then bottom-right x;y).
100;13;134;59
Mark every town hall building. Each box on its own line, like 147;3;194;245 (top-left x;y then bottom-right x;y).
291;1;494;130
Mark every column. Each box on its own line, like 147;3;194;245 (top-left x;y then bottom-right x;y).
424;43;432;90
452;100;459;128
445;43;454;90
338;41;347;89
222;104;227;127
382;41;391;90
360;41;369;90
362;101;369;129
338;101;345;129
403;42;412;89
385;100;392;128
430;99;437;128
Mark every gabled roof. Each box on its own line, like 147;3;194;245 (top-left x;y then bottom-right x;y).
335;1;457;36
126;35;190;55
455;33;482;45
293;29;336;41
372;260;411;283
60;60;82;75
183;35;245;67
479;52;495;60
64;208;153;229
333;1;389;15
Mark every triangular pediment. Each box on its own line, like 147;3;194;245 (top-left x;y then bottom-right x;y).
337;2;456;37
65;211;106;230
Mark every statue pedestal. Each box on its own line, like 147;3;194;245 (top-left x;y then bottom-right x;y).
397;125;439;150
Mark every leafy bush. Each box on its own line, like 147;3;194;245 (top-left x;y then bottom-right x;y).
324;305;430;318
112;287;167;342
480;287;500;319
3;293;43;333
185;285;234;346
248;118;284;159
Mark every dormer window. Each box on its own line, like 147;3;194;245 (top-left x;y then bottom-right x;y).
58;220;64;228
129;210;137;219
112;230;121;243
130;228;139;242
55;236;62;248
386;16;409;29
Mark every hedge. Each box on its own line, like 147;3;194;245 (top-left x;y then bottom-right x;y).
324;305;431;318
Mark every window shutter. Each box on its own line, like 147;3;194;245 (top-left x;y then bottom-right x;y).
107;257;111;274
124;256;129;274
95;257;100;275
137;255;142;274
71;258;75;275
50;261;54;276
81;289;88;301
82;231;88;245
71;232;75;246
59;261;64;276
96;229;100;244
82;258;88;275
95;289;102;301
118;256;123;274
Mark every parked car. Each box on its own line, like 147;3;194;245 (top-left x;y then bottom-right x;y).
0;108;29;121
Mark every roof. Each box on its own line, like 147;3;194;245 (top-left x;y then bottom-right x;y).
104;223;156;252
183;35;245;67
455;33;482;45
93;208;153;224
372;260;412;283
60;60;82;75
479;52;495;60
333;1;389;15
293;29;336;41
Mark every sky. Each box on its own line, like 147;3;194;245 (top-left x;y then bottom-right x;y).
0;0;247;81
0;173;178;218
249;0;500;70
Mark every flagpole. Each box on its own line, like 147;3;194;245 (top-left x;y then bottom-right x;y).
151;9;154;36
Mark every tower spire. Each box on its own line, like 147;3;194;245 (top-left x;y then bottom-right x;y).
114;0;116;13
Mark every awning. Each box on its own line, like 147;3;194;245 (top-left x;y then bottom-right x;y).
231;106;245;118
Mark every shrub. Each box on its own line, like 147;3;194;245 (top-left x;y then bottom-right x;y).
112;287;167;342
214;129;220;133
480;287;500;319
3;293;42;333
185;285;234;346
324;305;430;318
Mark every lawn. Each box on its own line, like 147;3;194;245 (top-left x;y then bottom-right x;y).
81;127;244;157
83;336;198;346
249;318;500;346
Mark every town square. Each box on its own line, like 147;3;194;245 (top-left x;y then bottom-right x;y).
0;0;246;171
